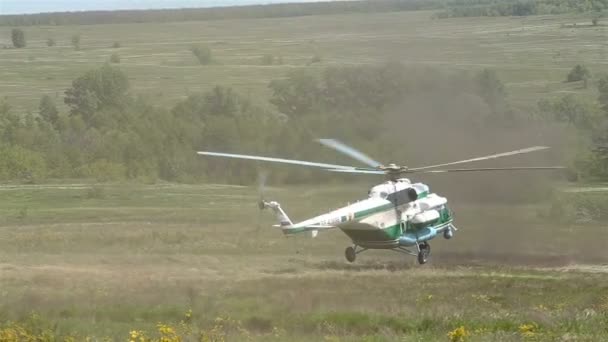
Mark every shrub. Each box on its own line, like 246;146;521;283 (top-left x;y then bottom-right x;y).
261;54;274;65
567;64;590;83
11;28;26;48
191;45;212;65
110;53;121;64
85;185;106;199
71;34;81;50
46;38;56;47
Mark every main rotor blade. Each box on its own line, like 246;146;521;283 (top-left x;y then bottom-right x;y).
197;151;358;170
411;166;566;174
318;139;383;168
408;146;551;171
326;168;387;175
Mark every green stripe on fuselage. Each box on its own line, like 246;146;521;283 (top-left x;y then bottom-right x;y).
341;223;402;242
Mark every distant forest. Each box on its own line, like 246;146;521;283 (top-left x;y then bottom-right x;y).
0;0;606;26
0;0;438;26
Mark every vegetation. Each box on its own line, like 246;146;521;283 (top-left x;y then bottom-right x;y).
0;61;567;185
45;37;55;47
191;44;212;65
10;28;25;48
435;0;608;18
0;0;442;26
110;52;121;63
71;33;80;50
261;53;275;65
1;3;608;342
567;64;591;84
0;183;608;340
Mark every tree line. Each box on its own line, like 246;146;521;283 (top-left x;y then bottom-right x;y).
1;62;607;185
435;0;607;18
2;0;604;28
0;1;439;27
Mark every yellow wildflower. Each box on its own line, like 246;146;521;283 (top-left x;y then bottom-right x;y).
519;322;539;338
447;326;469;342
129;330;147;342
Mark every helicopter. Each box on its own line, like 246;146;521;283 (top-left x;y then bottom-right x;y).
197;139;563;264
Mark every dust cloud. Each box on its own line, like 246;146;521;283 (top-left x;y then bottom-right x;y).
358;66;602;266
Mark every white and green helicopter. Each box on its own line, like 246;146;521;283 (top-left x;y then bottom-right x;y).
198;139;563;264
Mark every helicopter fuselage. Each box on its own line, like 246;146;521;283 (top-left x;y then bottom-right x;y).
274;178;454;249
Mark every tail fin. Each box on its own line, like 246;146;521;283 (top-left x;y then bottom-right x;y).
260;200;293;227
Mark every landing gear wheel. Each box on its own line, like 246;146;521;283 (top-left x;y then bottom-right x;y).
443;228;453;240
417;242;430;265
345;246;356;263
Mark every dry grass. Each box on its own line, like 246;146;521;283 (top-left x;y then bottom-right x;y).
0;183;607;340
0;11;606;113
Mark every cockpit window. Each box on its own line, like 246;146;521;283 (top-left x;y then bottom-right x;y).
368;190;388;199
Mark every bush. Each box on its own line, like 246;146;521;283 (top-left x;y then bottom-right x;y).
85;185;106;199
567;64;590;83
191;45;212;65
71;34;81;50
11;28;26;48
46;38;56;47
82;159;127;182
260;54;274;65
0;146;47;182
110;53;121;64
112;41;121;48
545;191;608;223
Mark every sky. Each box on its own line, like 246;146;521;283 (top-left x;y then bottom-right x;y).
0;0;338;15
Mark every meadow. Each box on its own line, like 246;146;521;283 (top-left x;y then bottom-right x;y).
1;5;608;341
1;182;608;341
0;10;606;114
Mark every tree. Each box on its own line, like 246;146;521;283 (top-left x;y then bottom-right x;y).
476;69;509;117
64;64;130;123
269;69;321;116
512;1;537;16
11;28;26;48
599;75;608;113
204;86;240;117
71;34;81;50
191;45;212;65
537;95;601;131
567;64;591;86
38;95;59;127
261;54;274;65
110;53;120;64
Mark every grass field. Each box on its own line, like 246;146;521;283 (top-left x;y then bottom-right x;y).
1;182;608;341
1;6;608;341
0;11;606;113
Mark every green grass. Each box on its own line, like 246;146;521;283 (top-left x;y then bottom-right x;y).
1;182;608;340
1;7;607;340
1;11;606;114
